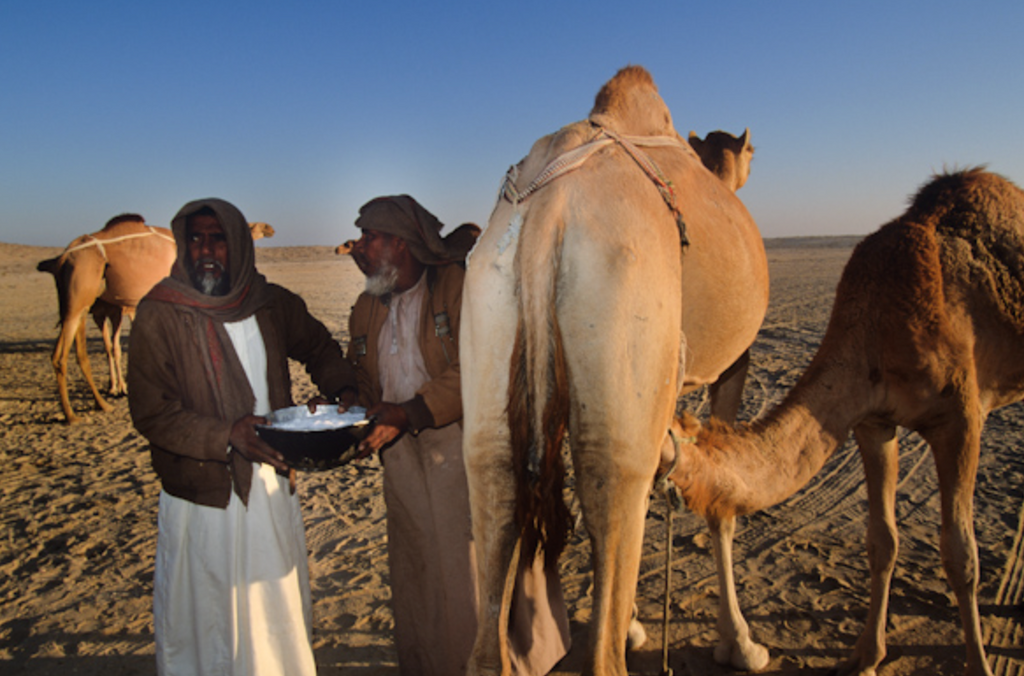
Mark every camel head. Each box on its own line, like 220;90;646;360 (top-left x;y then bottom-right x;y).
661;410;703;472
335;239;356;256
248;222;275;240
688;128;754;192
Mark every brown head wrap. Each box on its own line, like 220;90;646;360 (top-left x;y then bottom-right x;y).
152;197;271;321
355;195;480;265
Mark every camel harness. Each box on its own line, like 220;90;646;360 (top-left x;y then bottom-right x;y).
61;226;175;263
496;124;692;254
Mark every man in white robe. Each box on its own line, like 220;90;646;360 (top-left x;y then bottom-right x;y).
130;199;355;675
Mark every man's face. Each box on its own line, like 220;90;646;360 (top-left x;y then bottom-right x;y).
186;214;230;296
350;229;400;296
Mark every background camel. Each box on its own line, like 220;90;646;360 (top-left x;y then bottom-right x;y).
334;239;356;255
664;168;1023;676
461;65;769;676
688;128;753;192
249;221;275;240
38;216;275;423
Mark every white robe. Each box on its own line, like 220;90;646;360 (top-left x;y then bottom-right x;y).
153;316;316;676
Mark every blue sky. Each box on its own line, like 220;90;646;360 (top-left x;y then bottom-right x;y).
2;1;1021;247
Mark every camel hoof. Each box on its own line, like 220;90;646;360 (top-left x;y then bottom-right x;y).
714;638;769;671
626;616;647;651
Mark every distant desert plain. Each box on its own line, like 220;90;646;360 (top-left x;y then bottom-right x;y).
1;237;1021;675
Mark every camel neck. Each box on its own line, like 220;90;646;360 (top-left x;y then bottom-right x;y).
674;357;871;521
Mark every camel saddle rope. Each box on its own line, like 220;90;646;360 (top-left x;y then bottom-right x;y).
61;226;175;263
498;124;692;250
654;428;695;676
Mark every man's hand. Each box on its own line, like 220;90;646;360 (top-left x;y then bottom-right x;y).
307;388;358;413
228;414;290;473
358;402;410;457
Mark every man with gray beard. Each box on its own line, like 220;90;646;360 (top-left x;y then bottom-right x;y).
128;198;355;676
343;195;570;676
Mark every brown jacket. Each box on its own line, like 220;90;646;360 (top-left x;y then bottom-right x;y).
347;264;464;431
128;284;355;508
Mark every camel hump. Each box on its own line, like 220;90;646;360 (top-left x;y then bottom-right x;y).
103;213;145;230
589;64;675;137
908;167;1024;237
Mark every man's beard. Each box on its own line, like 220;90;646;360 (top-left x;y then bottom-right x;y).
364;261;399;297
189;260;230;296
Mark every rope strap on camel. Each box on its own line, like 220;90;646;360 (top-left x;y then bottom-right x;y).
653;428;694;676
62;226;175;262
498;125;691;249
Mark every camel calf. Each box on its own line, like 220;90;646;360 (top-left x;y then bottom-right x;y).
666;168;1023;676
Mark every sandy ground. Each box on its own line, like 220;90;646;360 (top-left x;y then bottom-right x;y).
1;238;1021;675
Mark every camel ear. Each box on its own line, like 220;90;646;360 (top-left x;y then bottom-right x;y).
740;127;751;150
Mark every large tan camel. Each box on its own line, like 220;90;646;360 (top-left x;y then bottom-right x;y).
664;168;1024;676
38;216;274;423
461;65;770;676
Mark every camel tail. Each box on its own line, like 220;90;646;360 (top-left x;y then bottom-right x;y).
36;257;60;275
508;207;572;569
37;256;71;327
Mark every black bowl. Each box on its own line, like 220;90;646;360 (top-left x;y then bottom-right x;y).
255;405;373;472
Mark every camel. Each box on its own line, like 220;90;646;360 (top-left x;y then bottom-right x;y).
688;128;753;192
335;239;357;255
249;221;275;240
460;65;770;676
663;167;1024;676
39;215;275;423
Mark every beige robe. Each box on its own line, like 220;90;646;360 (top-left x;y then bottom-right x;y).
378;274;569;676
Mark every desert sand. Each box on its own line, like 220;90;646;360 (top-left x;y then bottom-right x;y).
1;238;1021;675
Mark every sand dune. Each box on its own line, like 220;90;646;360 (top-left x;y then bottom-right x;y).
1;239;1021;675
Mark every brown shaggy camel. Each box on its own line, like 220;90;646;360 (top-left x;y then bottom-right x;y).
461;66;769;676
38;216;274;423
664;168;1023;676
688;128;753;192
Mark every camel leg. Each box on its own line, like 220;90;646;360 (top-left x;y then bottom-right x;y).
704;348;768;670
53;311;110;423
572;444;653;676
922;413;993;676
837;421;900;676
464;426;520;676
462;230;521;676
72;317;113;415
109;307;126;395
51;317;81;424
708;515;770;670
91;300;126;396
708;350;750;423
97;310;117;395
